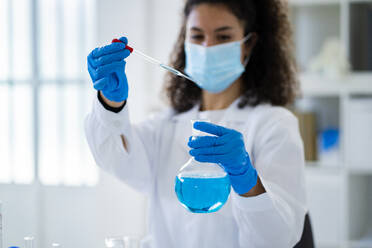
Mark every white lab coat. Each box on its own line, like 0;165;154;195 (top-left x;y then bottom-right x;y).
84;96;307;248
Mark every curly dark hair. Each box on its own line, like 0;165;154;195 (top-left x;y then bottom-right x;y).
164;0;298;113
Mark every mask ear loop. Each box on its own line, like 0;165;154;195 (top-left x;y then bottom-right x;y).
241;33;253;44
241;33;253;67
243;56;251;67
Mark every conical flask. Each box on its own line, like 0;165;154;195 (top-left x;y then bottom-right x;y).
175;120;231;213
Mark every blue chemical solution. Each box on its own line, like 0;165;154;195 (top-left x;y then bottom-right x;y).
175;175;231;213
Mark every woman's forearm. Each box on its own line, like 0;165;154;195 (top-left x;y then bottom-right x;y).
240;176;266;197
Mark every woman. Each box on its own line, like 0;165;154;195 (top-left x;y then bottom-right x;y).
86;0;310;247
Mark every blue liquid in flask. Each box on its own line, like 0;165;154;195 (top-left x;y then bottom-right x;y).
175;175;231;213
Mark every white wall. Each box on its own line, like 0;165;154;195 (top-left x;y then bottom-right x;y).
1;0;185;247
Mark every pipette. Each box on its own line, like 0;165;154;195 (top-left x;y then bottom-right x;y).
112;39;196;83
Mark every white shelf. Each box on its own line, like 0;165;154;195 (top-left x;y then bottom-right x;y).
306;160;342;168
289;0;372;5
289;0;341;6
348;167;372;175
299;73;372;97
305;163;344;177
350;238;372;247
350;243;372;248
288;1;372;246
348;0;372;3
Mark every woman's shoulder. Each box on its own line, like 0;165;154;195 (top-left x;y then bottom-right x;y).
239;104;301;148
242;103;298;128
254;104;295;119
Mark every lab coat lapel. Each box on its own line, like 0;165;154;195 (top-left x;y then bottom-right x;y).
172;105;199;153
220;97;250;129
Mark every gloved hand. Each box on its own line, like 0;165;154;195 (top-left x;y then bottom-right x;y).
87;37;131;102
188;121;258;195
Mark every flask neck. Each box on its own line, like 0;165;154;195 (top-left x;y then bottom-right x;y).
191;119;211;137
191;127;204;137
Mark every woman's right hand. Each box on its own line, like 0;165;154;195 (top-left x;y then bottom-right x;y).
87;37;131;103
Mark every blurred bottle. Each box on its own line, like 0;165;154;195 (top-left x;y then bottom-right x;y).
318;128;340;165
105;236;139;248
24;236;34;248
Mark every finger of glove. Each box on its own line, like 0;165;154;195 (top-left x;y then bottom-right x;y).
87;51;97;70
189;145;226;156
188;134;234;148
189;139;239;156
95;61;125;79
195;148;246;165
118;37;128;45
91;49;130;67
93;77;108;91
193;121;232;137
194;154;228;164
88;59;98;80
92;42;126;58
188;136;219;148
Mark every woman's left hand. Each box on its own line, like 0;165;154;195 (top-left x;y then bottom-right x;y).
188;121;258;195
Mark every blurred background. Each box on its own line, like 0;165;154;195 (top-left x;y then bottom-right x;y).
0;0;372;247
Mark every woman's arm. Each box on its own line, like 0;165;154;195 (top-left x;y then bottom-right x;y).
231;111;307;248
84;95;160;194
240;176;266;197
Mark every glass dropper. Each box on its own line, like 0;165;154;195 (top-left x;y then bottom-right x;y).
112;39;196;83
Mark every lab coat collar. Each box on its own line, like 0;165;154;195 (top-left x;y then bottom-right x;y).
171;96;250;153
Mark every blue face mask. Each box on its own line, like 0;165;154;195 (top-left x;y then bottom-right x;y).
184;34;251;94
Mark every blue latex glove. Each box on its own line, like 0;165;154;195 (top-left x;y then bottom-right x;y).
188;121;258;195
87;37;131;102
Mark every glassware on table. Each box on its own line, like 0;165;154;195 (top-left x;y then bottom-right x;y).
105;236;139;248
24;236;34;248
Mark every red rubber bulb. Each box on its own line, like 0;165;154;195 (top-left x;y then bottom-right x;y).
112;38;133;53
